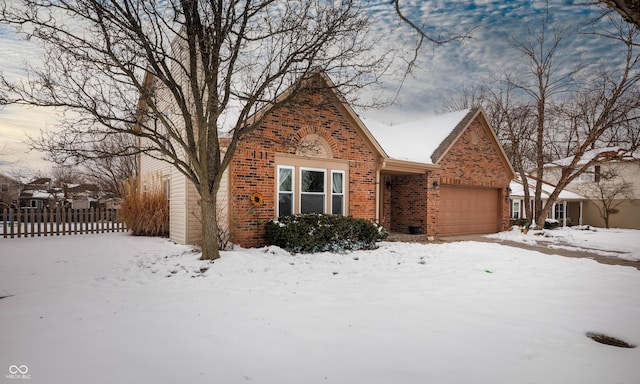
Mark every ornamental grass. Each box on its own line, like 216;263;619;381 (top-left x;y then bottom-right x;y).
119;175;169;237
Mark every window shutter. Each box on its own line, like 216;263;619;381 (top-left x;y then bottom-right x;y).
561;167;568;178
594;165;601;182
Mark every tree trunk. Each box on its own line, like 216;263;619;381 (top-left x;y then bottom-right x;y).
199;189;221;260
536;201;552;230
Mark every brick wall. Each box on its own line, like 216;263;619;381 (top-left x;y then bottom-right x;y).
229;81;380;247
385;174;428;233
433;116;513;234
383;115;512;237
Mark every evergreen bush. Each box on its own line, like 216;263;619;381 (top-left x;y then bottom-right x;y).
265;214;388;253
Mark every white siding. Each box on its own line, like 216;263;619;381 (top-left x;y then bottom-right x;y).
185;179;201;244
137;59;232;246
169;167;188;244
217;165;230;235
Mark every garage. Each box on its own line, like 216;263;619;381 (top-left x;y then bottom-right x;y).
439;186;500;236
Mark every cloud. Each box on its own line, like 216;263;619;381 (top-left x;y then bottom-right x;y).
0;0;631;173
368;0;625;114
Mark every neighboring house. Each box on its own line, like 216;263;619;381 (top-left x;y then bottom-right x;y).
65;183;100;209
139;72;515;248
101;197;121;210
541;148;640;229
0;173;21;209
508;178;588;227
18;178;63;209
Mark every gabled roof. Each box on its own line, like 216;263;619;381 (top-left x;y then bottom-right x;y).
146;67;515;177
362;107;516;178
362;109;470;165
239;70;389;164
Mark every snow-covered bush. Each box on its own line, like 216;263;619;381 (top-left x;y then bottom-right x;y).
264;214;388;254
544;218;560;229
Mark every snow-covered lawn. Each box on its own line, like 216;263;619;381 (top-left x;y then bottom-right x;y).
1;232;639;384
487;226;640;261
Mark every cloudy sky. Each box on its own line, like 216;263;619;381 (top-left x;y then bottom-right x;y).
0;0;621;175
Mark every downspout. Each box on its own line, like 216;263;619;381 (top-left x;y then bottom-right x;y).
375;159;381;224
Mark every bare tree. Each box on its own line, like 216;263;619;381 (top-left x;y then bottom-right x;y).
483;82;538;221
0;0;392;259
32;132;137;197
534;10;640;225
504;8;579;227
577;164;636;228
50;165;85;187
500;6;639;228
439;84;486;114
602;0;640;27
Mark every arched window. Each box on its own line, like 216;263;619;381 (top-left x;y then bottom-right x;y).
296;134;332;158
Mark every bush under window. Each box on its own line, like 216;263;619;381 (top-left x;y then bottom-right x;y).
265;214;388;253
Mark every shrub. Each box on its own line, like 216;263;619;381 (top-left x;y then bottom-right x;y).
544;218;560;229
119;176;169;237
264;214;388;254
510;218;531;228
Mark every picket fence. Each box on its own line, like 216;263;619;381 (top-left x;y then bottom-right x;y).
1;207;127;239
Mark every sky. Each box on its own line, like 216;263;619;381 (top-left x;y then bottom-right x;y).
0;0;622;176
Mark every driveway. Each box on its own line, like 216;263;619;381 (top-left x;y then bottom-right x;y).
439;234;640;270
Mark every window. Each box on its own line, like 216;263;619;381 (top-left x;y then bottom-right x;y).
570;166;598;183
554;202;564;220
300;169;325;214
1;183;8;192
275;155;348;217
511;200;520;219
277;166;294;216
331;171;344;215
579;166;595;182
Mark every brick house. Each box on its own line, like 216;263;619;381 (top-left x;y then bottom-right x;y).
139;72;515;247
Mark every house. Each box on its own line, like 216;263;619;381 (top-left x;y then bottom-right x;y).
508;178;588;227
139;72;516;248
65;183;100;209
0;173;21;209
541;148;640;229
18;178;61;209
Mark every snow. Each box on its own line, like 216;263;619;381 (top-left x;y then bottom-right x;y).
1;231;639;383
487;226;640;261
510;178;585;200
362;109;470;164
548;147;623;167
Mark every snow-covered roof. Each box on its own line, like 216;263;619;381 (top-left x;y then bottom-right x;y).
361;109;471;164
546;147;624;167
510;178;585;201
26;190;54;199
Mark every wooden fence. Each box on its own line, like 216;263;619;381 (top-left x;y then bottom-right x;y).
1;207;127;239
